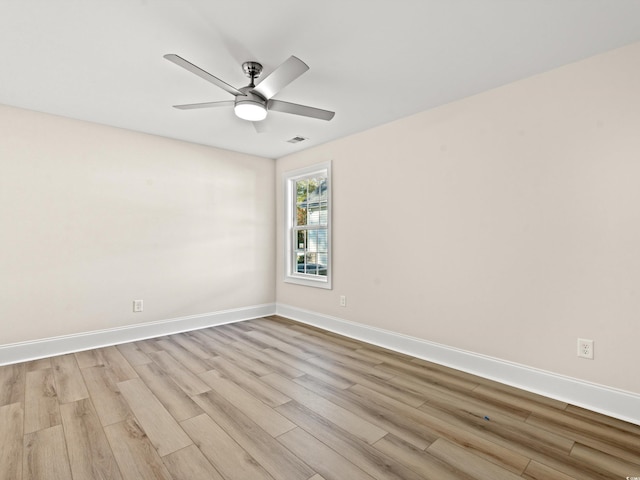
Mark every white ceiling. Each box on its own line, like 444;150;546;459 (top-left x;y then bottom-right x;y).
2;1;640;159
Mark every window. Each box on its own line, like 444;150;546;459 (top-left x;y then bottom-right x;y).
284;162;331;289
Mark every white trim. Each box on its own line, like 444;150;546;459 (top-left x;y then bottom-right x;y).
276;303;640;426
0;303;276;366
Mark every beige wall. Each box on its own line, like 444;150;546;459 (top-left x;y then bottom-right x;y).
0;105;275;344
276;42;640;395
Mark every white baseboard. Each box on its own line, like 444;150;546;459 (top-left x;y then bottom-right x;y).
0;303;276;366
276;303;640;426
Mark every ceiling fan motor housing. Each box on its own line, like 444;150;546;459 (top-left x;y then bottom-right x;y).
242;61;263;82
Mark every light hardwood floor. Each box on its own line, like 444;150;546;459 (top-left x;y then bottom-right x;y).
1;315;639;480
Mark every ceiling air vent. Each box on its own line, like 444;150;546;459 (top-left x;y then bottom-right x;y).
287;136;307;144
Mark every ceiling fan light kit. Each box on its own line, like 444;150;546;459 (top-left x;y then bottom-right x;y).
234;101;267;121
234;90;268;121
164;54;335;125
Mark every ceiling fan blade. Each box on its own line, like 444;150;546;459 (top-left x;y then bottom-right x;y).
164;54;244;97
253;56;309;100
172;100;234;110
268;99;335;121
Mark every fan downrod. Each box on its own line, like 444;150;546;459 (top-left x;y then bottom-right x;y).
242;61;263;87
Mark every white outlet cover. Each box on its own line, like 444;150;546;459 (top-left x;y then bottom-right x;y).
133;299;144;312
577;338;594;359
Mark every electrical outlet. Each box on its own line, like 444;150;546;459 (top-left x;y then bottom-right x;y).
133;299;144;313
340;295;347;307
577;338;594;359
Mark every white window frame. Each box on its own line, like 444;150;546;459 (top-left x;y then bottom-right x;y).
283;161;332;289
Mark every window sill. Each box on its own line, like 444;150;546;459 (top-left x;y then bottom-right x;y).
284;274;332;290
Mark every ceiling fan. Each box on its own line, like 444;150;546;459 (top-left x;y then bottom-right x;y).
164;54;335;124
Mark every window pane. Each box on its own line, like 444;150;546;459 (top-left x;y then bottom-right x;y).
305;203;318;225
296;179;308;203
296;205;307;226
296;230;306;250
306;177;327;202
310;177;321;200
307;230;318;252
317;178;328;202
305;252;319;276
316;229;327;252
318;202;328;225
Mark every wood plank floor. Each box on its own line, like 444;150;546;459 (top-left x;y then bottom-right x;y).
1;316;639;480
